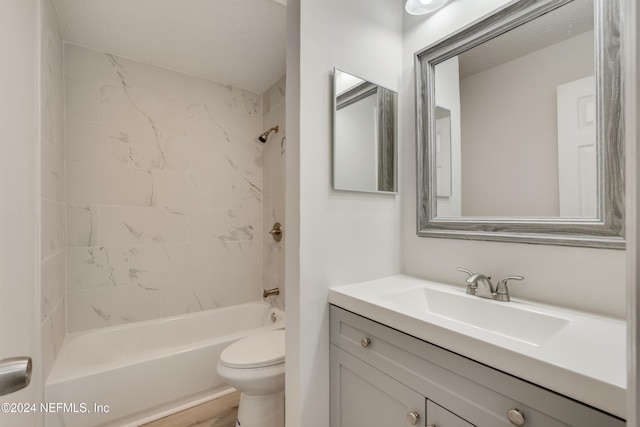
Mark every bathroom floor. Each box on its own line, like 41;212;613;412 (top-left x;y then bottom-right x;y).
141;392;240;427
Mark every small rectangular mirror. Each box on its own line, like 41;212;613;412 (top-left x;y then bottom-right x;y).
333;68;398;193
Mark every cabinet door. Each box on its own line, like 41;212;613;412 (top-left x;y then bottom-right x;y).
330;345;425;427
427;399;475;427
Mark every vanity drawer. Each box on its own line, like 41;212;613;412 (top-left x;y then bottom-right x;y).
330;305;623;427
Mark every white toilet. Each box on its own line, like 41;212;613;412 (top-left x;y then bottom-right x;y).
217;329;285;427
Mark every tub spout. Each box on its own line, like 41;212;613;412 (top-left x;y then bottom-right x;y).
263;288;280;298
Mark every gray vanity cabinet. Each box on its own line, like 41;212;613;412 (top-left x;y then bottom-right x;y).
427;400;475;427
330;347;425;426
329;305;624;427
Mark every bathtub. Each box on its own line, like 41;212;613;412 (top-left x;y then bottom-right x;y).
45;301;284;427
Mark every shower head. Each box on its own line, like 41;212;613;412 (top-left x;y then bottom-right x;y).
258;126;279;143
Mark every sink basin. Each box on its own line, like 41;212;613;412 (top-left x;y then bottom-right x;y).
382;287;570;346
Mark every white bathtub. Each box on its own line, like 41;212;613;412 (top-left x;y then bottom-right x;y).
45;302;284;427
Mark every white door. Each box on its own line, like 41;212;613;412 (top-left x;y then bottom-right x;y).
557;76;597;218
0;1;40;425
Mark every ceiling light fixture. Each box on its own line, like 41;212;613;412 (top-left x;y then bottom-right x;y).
405;0;450;15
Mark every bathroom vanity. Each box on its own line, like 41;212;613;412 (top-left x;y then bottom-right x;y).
329;276;625;427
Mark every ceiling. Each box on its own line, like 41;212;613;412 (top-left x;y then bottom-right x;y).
459;0;594;79
51;0;287;93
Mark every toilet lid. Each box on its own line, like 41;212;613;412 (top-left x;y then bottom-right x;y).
220;330;285;369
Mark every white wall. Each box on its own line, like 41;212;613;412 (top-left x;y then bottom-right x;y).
286;0;403;425
460;31;594;216
0;0;40;424
403;0;626;318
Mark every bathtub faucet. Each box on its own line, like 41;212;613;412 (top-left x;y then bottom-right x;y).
263;288;280;298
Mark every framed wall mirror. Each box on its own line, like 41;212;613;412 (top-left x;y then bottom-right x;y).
415;0;624;248
333;68;398;193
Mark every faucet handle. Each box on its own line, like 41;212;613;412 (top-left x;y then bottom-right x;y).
495;276;524;302
456;267;477;295
456;267;473;277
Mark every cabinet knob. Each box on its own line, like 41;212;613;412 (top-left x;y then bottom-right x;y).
360;337;371;348
507;408;525;426
406;411;420;425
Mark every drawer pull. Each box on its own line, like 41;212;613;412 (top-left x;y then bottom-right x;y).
406;411;420;425
507;408;525;426
360;337;371;348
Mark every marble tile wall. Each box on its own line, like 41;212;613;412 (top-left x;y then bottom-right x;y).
41;0;66;380
65;44;265;331
262;76;286;310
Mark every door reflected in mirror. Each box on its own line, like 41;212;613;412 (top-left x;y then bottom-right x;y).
435;107;452;199
333;68;398;193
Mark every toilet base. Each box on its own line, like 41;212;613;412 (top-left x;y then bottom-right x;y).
236;390;284;427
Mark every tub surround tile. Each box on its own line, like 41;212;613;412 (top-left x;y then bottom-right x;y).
67;246;129;290
41;250;66;322
67;284;163;331
263;274;285;311
231;87;261;116
64;43;134;88
67;163;155;207
128;243;212;287
42;40;64;154
233;270;263;305
216;138;263;178
231;176;263;209
153;170;225;210
264;240;285;279
225;207;262;242
65;119;130;168
41;298;65;382
99;206;186;246
231;241;263;304
159;276;234;317
42;200;66;261
263;76;286;115
65;44;268;331
41;0;66;383
41;137;65;202
156;69;234;110
67;205;100;247
149;133;210;173
234;240;262;272
65;76;101;121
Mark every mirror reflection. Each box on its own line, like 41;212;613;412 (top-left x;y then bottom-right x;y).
434;0;595;218
435;107;452;198
333;68;398;193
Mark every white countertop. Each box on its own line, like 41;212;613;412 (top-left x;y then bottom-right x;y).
328;275;626;419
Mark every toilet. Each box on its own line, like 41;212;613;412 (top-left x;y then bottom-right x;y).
217;329;285;427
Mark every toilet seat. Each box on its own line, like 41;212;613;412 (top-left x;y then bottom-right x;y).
220;329;285;369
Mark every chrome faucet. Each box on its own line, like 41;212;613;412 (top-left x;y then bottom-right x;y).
494;276;524;302
466;273;496;299
456;267;524;302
